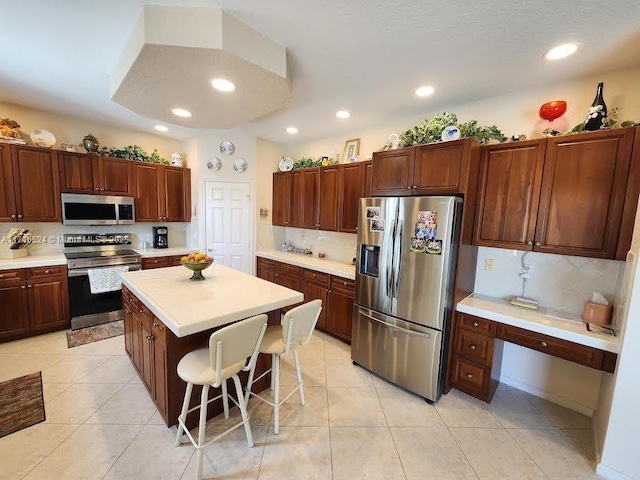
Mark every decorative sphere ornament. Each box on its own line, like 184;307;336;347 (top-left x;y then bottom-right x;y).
539;101;567;122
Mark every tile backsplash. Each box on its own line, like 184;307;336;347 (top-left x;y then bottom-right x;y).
475;247;622;316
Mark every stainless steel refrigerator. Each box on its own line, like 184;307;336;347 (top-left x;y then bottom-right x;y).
351;196;462;402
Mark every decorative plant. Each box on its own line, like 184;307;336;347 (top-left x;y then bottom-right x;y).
563;107;638;135
97;145;170;165
292;156;339;170
399;112;507;147
0;117;21;138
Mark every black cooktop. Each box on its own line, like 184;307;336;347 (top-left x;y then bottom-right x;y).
64;249;139;260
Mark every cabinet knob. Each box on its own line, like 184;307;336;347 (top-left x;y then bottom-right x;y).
44;270;50;274
21;285;25;289
412;185;417;189
540;341;548;347
17;214;23;219
472;321;479;327
11;214;15;219
466;373;473;379
470;345;477;350
28;284;32;288
526;241;533;246
139;309;144;313
152;322;158;327
534;241;541;247
125;308;131;314
406;186;412;190
0;274;3;278
94;187;100;191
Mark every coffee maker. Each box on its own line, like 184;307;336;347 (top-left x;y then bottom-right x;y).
153;226;168;249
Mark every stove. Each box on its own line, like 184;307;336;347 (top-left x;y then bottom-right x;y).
64;234;142;330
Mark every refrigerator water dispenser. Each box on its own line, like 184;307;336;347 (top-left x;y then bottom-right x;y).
360;245;380;277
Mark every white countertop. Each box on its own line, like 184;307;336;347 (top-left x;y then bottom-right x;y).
120;263;304;338
0;253;67;270
135;247;195;258
256;249;355;280
457;293;620;353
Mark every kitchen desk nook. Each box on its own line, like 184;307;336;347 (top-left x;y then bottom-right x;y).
119;264;303;428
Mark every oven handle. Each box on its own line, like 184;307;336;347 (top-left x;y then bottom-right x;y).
68;265;141;277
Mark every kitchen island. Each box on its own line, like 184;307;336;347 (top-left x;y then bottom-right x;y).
119;264;303;428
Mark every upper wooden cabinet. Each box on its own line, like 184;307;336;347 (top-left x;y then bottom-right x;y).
339;162;365;233
371;138;479;197
1;145;61;222
272;172;292;227
300;168;320;229
134;163;191;222
319;165;339;231
59;153;133;195
474;128;636;259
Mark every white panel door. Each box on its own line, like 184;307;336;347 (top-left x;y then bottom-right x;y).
204;181;252;274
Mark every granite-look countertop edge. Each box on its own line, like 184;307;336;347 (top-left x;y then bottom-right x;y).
256;250;355;280
0;253;67;270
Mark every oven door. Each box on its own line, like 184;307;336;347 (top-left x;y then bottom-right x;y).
67;264;141;329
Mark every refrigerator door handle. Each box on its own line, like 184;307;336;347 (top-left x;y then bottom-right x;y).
359;311;432;339
386;215;398;298
393;220;403;298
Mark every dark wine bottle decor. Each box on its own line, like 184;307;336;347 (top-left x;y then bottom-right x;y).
584;82;608;131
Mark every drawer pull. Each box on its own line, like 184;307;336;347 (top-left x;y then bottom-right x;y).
470;345;477;350
466;373;473;379
125;308;131;314
472;321;479;327
44;270;50;274
139;309;144;313
540;341;548;347
0;274;3;278
21;285;26;289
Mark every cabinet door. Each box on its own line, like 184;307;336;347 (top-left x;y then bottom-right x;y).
338;163;364;233
0;279;30;340
363;161;373;198
300;168;320;229
58;152;97;193
535;128;634;258
272;172;291;226
277;272;302;312
27;276;70;332
0;144;17;221
163;166;189;222
123;300;133;357
12;145;61;222
413;139;470;194
371;148;414;196
302;280;328;331
141;321;153;391
133;162;161;222
152;336;168;419
319;166;339;231
473;140;546;250
99;157;132;195
131;313;144;373
327;285;354;343
289;171;304;228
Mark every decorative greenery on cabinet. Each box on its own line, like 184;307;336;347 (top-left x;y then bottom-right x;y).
97;144;170;165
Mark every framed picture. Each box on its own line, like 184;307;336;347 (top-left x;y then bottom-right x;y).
342;138;360;163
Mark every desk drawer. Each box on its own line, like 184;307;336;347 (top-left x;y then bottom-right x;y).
452;356;488;392
27;265;66;279
457;312;496;337
497;324;605;370
455;329;494;367
0;269;25;285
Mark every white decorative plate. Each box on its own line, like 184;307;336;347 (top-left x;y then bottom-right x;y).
388;133;400;149
441;126;461;142
233;158;247;173
207;157;221;171
220;140;235;156
348;155;359;163
279;157;294;171
30;129;56;148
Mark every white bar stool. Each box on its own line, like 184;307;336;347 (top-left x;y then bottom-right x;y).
174;314;268;480
244;299;322;435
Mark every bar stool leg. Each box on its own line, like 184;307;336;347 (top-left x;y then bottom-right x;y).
175;382;193;446
273;354;281;435
233;374;254;447
221;380;229;419
196;384;209;480
270;353;276;390
292;348;305;405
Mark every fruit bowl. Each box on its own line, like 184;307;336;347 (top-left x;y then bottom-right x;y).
180;253;213;281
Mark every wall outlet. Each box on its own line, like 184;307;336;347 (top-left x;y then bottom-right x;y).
484;259;494;271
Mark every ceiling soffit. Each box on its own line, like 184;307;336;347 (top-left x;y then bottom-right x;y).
109;6;290;129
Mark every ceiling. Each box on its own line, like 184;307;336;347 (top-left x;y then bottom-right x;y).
0;0;639;145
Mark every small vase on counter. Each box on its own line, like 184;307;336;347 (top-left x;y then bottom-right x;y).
584;82;608;131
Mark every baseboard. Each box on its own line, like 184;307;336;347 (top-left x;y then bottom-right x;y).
499;374;594;417
596;463;633;480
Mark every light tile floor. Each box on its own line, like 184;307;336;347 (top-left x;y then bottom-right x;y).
0;330;604;479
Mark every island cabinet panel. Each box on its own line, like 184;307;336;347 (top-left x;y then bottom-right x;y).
473;140;546;250
319;166;339;231
11;145;61;222
371;147;415;196
326;277;355;343
140;317;153;391
0;271;30;341
338;163;364;233
123;288;133;357
272;172;291;226
152;329;169;419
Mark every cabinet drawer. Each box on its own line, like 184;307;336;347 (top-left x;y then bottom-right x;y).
170;255;184;266
151;317;167;344
0;269;26;285
331;276;355;293
27;265;66;279
257;257;278;268
452;356;488;391
457;312;496;337
497;324;605;369
455;329;494;367
302;268;329;286
279;262;301;275
142;256;171;269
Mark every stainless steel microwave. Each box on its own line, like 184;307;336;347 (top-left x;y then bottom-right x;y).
61;193;135;226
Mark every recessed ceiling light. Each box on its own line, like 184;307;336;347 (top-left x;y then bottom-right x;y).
211;78;236;92
171;108;192;118
416;86;435;97
286;127;299;134
154;125;168;132
336;110;351;119
545;43;579;61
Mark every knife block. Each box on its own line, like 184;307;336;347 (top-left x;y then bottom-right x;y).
0;243;28;259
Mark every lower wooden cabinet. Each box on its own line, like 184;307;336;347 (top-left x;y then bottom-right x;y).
256;257;354;343
0;265;70;342
142;255;190;270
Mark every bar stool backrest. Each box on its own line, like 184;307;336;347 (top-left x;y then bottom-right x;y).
281;299;322;355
